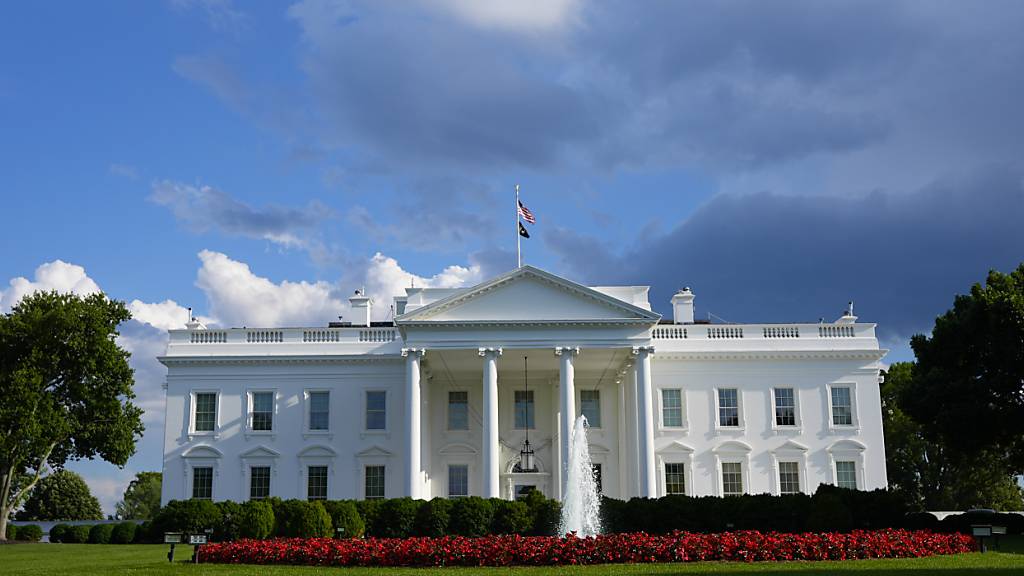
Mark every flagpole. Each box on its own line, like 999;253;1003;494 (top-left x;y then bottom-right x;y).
515;184;522;268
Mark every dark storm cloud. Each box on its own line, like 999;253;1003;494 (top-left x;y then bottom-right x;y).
546;166;1024;344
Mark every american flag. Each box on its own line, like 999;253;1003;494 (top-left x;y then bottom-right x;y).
518;200;536;224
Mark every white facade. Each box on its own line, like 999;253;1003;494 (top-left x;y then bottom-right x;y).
159;266;887;505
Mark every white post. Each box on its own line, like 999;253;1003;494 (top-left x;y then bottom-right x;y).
633;346;656;497
556;346;579;500
402;348;425;499
480;347;502;498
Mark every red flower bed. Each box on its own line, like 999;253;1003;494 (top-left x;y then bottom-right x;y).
198;529;975;567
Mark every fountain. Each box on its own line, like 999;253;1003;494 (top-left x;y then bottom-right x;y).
558;415;602;537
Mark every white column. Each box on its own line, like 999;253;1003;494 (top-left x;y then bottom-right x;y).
555;346;579;500
402;348;425;499
633;345;656;497
479;347;502;498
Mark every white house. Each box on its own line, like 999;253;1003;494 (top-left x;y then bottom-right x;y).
158;265;887;505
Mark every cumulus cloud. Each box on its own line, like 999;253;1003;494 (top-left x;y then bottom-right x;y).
425;0;581;32
0;260;101;312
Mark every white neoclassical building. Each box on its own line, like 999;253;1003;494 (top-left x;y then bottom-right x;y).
159;265;888;505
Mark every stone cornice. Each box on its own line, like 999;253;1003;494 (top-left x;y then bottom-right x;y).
652;349;888;362
158;354;404;367
399;318;656;328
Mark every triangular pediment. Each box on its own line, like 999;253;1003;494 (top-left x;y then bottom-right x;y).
357;445;394;458
773;440;809;453
396;266;660;325
658;441;695;454
240;445;280;459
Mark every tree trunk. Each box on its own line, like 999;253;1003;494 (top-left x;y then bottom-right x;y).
0;444;56;542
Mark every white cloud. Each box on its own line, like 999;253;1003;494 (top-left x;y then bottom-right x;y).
128;299;213;332
424;0;580;32
364;252;482;318
0;260;101;312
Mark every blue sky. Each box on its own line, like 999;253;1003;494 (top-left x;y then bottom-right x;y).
2;1;1023;513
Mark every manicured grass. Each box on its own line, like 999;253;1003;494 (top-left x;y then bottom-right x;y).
0;540;1021;575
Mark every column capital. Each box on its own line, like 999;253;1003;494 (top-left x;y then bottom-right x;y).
478;347;503;357
631;345;655;356
554;346;580;357
401;347;426;358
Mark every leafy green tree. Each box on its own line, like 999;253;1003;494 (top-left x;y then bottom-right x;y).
15;470;102;520
0;292;143;540
115;472;161;520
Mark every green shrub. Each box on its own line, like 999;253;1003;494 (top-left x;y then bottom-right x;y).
273;500;332;538
323;500;364;538
414;498;452;537
807;492;853;532
5;524;16;540
449;497;494;537
355;500;383;537
238;500;275;539
88;523;114;544
65;524;92;543
373;498;419;538
491;500;531;534
15;524;43;542
133;520;155;543
215;500;243;541
49;523;70;543
152;499;223;535
523;490;561;536
110;522;137;544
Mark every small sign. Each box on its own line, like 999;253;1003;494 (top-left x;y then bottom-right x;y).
189;534;208;545
992;525;1007;535
164;533;182;544
971;525;992;537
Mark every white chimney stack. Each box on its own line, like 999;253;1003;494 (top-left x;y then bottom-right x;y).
349;289;373;327
671;287;695;324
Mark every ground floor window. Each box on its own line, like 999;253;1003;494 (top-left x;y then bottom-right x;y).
778;461;800;495
665;462;686;495
365;465;385;499
448;465;469;498
249;466;270;500
514;485;537;500
836;461;858;489
307;466;328;500
721;462;743;496
192;467;213;499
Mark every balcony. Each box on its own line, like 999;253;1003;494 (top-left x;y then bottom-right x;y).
164;326;402;357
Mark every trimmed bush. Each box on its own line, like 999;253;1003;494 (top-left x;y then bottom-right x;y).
449;497;494;537
110;522;138;544
65;524;92;543
355;500;382;537
88;523;114;544
216;500;243;542
273;500;332;538
152;499;223;535
524;489;561;536
373;498;419;538
133;520;155;543
49;523;70;543
323;500;364;539
5;524;16;540
807;493;853;533
414;498;451;537
491;500;531;534
15;524;43;542
239;500;275;539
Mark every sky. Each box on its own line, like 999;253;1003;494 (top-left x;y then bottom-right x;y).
1;1;1023;515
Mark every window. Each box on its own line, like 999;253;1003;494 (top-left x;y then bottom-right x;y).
251;392;274;431
665;463;686;495
192;467;213;499
307;466;328;500
514;485;536;500
448;465;469;498
514;390;534;429
194;393;217;432
580;390;601;428
831;387;853;426
778;462;800;495
718;389;740;427
250;466;270;500
662;389;683;427
365;466;385;499
448;391;469;430
721;462;743;496
309;391;329;431
774;388;796;426
836;461;857;489
366;391;386;430
591;463;603;494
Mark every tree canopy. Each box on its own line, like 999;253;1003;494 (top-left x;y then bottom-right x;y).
15;470;102;520
0;291;143;539
115;471;162;520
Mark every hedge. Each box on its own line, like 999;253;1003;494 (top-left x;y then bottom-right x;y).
239;501;275;539
323;500;364;538
5;524;16;540
110;522;138;544
15;524;43;542
271;499;332;538
49;523;70;543
66;524;92;543
88;523;114;544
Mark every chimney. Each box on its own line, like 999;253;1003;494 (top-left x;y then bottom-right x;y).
671;287;695;324
349;289;373;327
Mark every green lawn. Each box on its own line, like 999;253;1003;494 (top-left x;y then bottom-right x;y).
0;541;1021;575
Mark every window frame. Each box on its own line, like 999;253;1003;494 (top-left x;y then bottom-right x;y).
447;464;470;498
664;462;687;495
364;465;386;500
513;389;535;430
827;383;858;430
579;389;602;429
188;390;221;437
247;389;277;434
715;388;744;430
659;388;687;430
249;465;271;500
656;448;695;497
364;390;388;433
835;460;859;490
720;461;745;497
191;466;214;500
771;387;800;429
777;461;802;495
447;390;470;431
304;389;331;436
307;465;329;501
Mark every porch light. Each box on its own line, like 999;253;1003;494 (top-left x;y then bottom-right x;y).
518;356;538;472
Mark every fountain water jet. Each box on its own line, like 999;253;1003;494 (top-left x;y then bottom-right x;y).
558;415;602;537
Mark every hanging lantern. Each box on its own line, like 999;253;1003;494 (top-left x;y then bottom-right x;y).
518;355;538;473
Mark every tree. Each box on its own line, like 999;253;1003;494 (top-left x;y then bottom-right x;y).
882;362;1023;510
115;472;161;520
15;470;102;520
903;264;1024;471
0;291;143;540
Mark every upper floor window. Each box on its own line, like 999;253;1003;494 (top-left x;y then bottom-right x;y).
721;462;743;496
836;461;858;489
366;391;386;430
250;466;270;500
665;462;686;495
774;388;796;427
448;465;469;498
778;461;800;495
307;466;328;500
448;391;469;430
514;390;534;429
308;391;329;431
662;389;683;427
831;386;854;426
580;390;601;428
251;392;274;431
365;465;385;500
192;467;213;500
194;393;217;432
718;389;740;427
